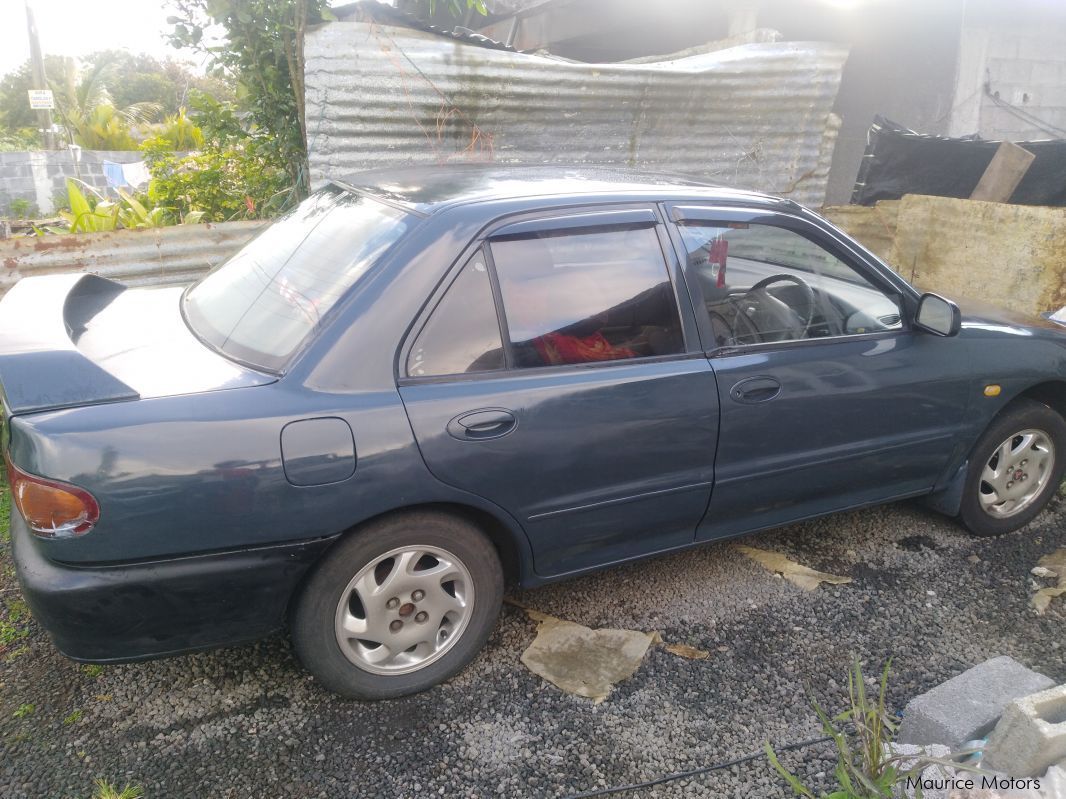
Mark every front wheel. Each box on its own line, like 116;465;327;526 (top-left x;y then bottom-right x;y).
291;512;503;699
959;399;1066;537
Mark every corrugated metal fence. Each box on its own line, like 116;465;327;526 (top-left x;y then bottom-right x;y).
304;20;848;208
0;222;261;298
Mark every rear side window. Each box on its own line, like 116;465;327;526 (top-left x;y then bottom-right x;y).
183;186;410;372
407;253;505;377
489;226;683;368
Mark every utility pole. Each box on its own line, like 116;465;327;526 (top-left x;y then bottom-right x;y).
25;0;55;150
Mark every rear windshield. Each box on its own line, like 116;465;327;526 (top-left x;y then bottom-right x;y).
183;186;411;372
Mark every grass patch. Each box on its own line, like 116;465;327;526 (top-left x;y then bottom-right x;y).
4;644;28;662
0;470;9;545
64;709;84;725
0;616;27;648
0;472;33;656
12;703;34;719
767;659;983;798
92;779;143;799
83;664;105;679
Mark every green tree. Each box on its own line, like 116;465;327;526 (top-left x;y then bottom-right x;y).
166;0;335;204
81;50;233;113
0;56;66;131
0;52;229;146
0;125;40;151
49;57;162;149
165;0;488;205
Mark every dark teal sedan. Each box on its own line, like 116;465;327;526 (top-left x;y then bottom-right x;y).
3;167;1065;699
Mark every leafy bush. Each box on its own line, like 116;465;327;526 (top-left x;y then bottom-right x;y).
0;126;40;151
152;108;203;150
51;179;203;233
139;91;289;222
166;0;336;199
142;145;287;222
8;198;38;219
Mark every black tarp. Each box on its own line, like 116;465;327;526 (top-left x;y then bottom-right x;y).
851;116;1066;207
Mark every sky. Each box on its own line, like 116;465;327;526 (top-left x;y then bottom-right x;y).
0;0;198;77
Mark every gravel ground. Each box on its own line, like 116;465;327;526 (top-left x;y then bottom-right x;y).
1;493;1064;799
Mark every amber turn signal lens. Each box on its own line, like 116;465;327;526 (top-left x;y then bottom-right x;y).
4;454;99;538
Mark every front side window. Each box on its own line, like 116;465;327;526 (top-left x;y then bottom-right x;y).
407;252;505;377
676;222;903;349
490;226;684;368
184;186;411;372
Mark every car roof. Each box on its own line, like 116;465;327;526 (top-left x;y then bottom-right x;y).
332;164;794;216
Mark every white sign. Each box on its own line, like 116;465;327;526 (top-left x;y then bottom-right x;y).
27;89;54;110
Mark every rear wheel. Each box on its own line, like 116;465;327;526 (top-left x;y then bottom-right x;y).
291;512;503;699
959;399;1066;537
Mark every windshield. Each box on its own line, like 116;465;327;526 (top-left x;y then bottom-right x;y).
183;186;411;371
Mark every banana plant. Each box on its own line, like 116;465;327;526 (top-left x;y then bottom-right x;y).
117;190;205;227
52;179;206;233
116;189;167;228
56;179;119;233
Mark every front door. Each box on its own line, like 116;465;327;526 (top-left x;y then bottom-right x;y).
399;208;718;577
667;207;972;540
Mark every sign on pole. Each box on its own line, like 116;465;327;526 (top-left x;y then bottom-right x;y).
27;89;54;110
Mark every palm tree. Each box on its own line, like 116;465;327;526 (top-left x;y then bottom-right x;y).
50;56;162;149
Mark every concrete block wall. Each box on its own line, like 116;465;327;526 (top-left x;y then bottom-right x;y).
950;24;1066;140
0;150;145;218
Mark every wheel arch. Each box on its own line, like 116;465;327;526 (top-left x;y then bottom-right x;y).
285;501;529;623
1016;379;1066;421
927;380;1066;517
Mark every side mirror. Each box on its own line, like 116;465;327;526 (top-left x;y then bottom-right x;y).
914;293;962;337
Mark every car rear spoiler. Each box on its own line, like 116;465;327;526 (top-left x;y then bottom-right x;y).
0;274;139;416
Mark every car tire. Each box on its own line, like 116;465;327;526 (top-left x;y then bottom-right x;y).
959;399;1066;537
291;511;503;700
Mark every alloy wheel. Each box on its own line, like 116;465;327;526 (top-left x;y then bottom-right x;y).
333;545;473;675
978;428;1055;519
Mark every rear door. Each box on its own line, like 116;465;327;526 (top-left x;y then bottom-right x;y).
665;204;972;540
399;206;719;577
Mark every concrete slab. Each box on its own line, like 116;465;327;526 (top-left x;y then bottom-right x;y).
897;657;1055;748
985;684;1066;778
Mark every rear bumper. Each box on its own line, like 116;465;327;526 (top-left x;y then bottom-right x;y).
10;512;337;662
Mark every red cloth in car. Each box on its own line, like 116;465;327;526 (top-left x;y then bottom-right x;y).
533;331;637;365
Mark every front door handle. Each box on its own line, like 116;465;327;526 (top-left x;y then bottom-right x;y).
446;409;518;440
730;376;782;404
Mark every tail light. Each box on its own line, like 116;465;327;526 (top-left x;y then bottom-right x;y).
4;454;99;539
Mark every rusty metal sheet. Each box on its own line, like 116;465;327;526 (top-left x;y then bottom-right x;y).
304;20;848;207
0;222;262;298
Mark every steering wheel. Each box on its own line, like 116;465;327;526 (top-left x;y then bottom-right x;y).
734;274;816;342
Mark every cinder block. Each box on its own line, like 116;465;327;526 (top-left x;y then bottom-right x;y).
985;683;1066;778
897;657;1055;748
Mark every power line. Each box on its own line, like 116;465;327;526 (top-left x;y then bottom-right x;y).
984;85;1066;139
562;735;833;798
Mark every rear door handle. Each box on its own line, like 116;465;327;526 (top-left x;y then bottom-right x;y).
730;376;782;404
447;409;518;440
